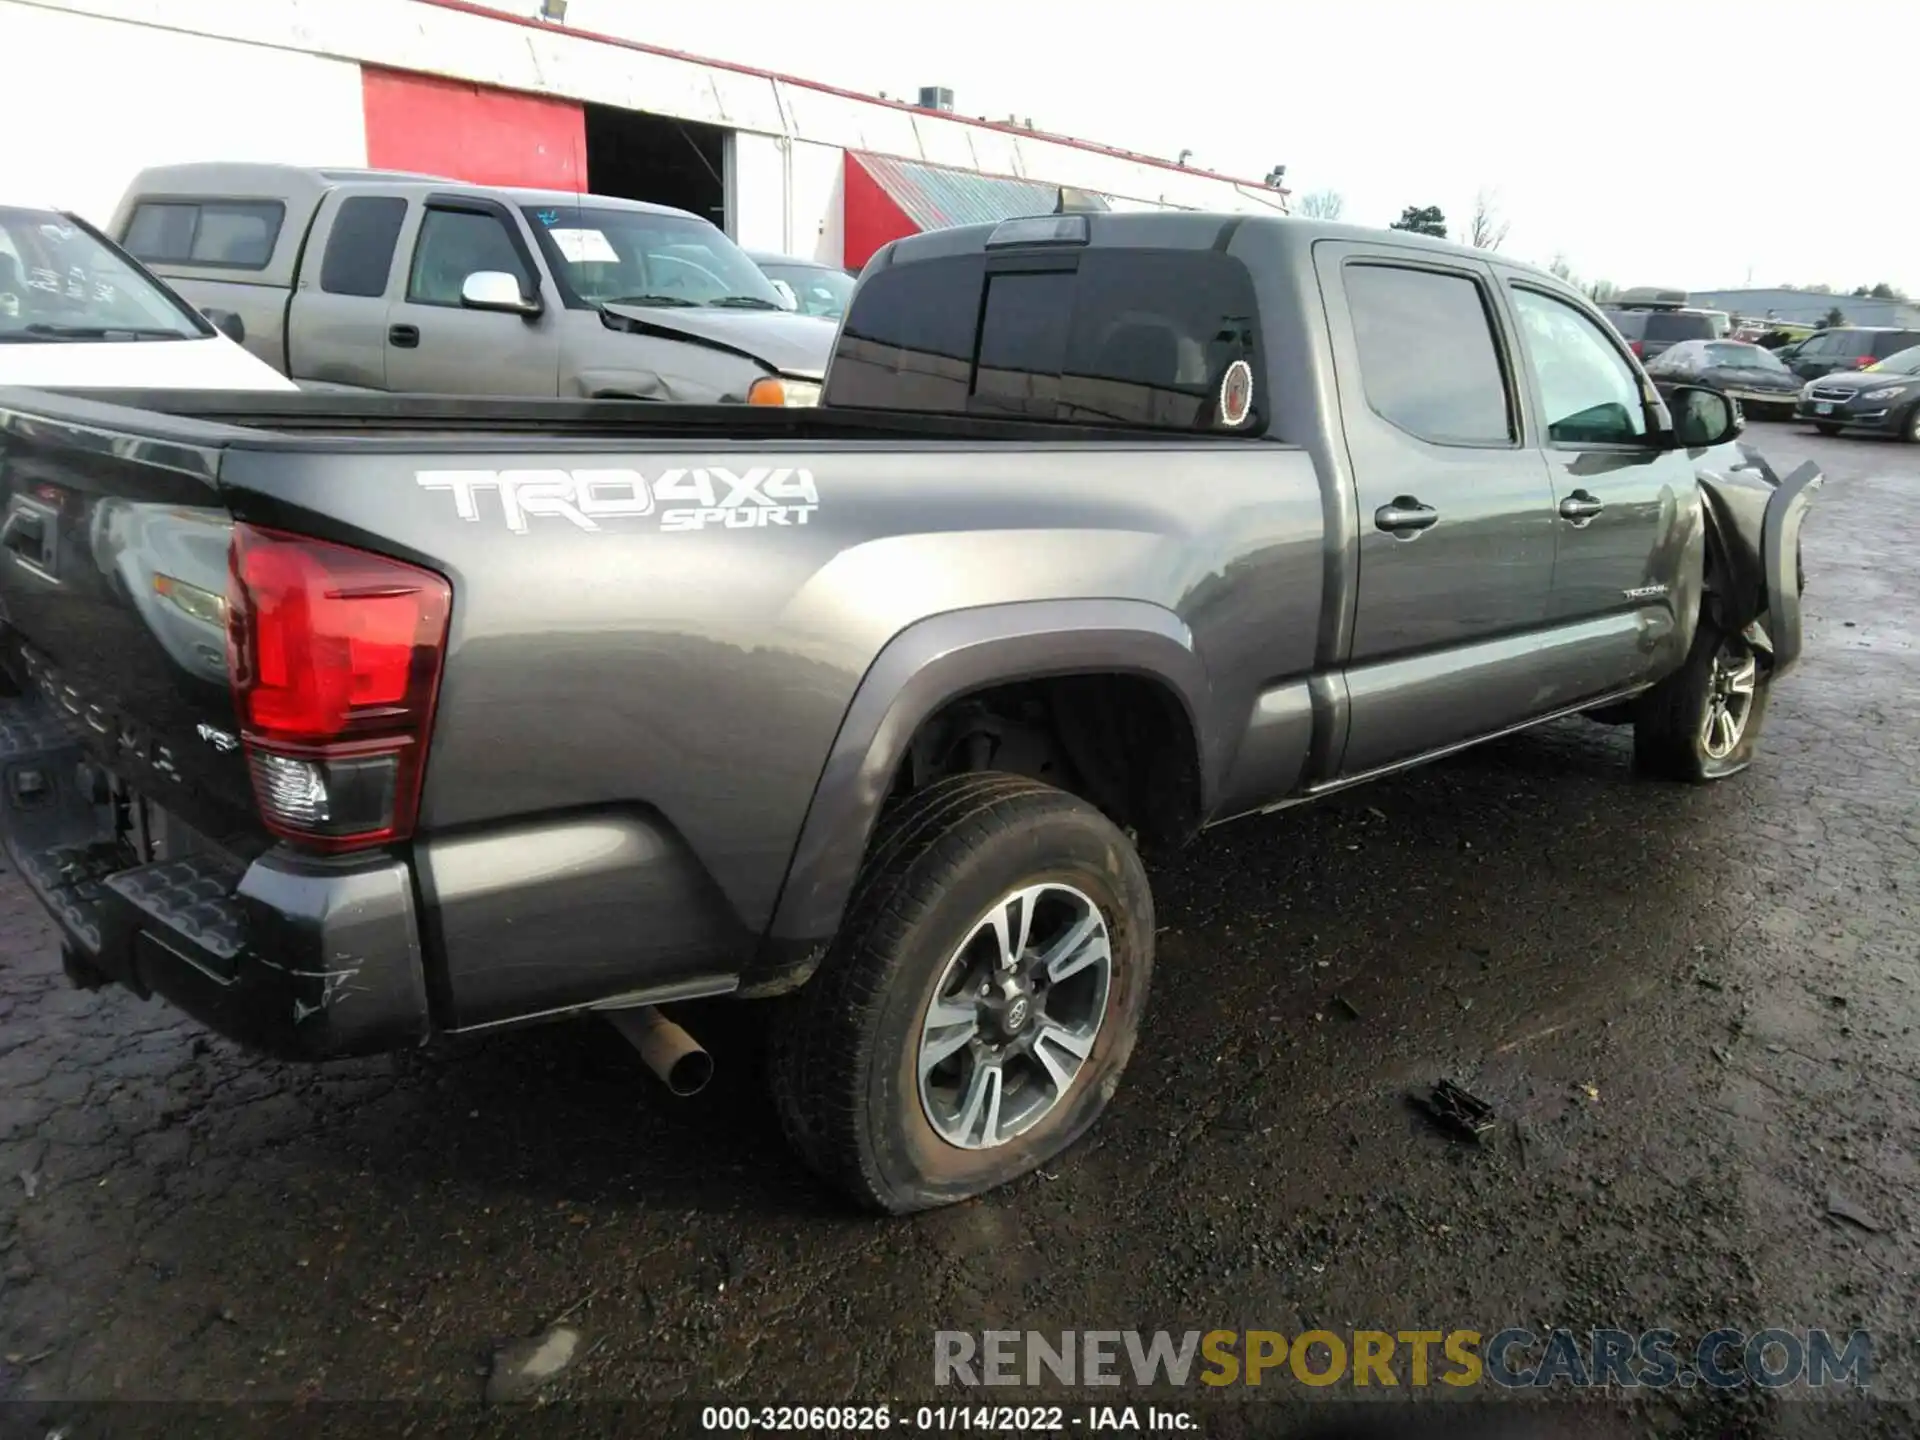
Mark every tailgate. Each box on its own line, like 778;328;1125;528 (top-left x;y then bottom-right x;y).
0;399;259;850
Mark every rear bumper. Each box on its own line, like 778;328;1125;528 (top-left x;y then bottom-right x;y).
0;698;429;1060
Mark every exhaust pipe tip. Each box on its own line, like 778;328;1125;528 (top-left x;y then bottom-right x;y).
661;1046;714;1097
604;1004;713;1098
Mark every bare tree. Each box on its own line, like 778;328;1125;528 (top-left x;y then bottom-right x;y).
1466;189;1509;251
1548;254;1576;283
1296;189;1344;220
1587;278;1618;303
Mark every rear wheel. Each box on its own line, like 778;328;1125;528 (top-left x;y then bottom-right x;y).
1633;618;1771;782
767;773;1154;1213
1903;401;1920;444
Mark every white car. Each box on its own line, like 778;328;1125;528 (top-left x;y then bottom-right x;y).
0;203;292;391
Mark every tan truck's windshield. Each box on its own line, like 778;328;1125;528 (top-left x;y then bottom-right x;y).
522;205;785;310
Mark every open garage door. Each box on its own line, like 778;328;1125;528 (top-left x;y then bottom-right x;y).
585;106;729;232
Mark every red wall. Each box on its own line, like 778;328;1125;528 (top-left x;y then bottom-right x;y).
362;67;585;191
842;155;919;269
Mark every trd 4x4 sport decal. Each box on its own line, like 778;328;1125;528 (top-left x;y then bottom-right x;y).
415;466;820;533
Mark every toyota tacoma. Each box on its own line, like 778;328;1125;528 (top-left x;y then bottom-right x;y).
0;213;1821;1212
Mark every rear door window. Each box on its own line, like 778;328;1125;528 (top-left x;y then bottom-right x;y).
827;246;1261;432
1344;263;1513;445
319;196;408;298
1871;330;1920;357
122;199;284;269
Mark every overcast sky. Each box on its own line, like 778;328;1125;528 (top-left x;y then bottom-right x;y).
556;0;1919;297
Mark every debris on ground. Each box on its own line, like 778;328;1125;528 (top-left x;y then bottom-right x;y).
1330;995;1363;1022
17;1170;37;1200
1825;1191;1886;1234
484;1323;582;1404
1711;1045;1734;1065
1580;1083;1601;1102
1413;1080;1497;1143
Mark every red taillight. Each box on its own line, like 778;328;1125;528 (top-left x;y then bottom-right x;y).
226;524;451;853
1851;356;1875;368
1628;340;1645;358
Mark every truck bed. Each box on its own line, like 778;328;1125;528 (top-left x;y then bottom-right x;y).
0;383;1325;1048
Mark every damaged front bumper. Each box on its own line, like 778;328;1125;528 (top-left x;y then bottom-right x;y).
0;696;431;1059
1698;457;1824;680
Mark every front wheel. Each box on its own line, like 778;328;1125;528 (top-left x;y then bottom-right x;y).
1633;619;1772;782
1814;422;1841;437
1903;402;1920;445
767;773;1155;1213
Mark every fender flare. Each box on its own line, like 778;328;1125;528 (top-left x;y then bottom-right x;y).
1758;460;1823;678
1695;454;1822;678
764;598;1215;947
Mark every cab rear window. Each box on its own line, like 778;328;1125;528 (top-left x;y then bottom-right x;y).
826;246;1263;433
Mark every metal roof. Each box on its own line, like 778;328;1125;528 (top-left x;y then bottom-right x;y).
850;152;1102;232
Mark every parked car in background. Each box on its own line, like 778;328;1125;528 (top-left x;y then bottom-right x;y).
1775;326;1920;384
1645;339;1801;417
1794;343;1920;441
749;251;855;321
1600;303;1720;361
111;163;835;404
0;203;292;390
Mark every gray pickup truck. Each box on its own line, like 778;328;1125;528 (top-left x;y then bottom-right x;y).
111;163;835;405
0;212;1819;1213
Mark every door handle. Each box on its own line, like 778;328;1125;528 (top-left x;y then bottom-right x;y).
1374;498;1439;534
1559;491;1604;524
388;323;420;349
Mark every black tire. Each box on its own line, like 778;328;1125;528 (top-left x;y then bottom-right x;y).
767;772;1155;1213
1902;401;1920;445
1814;422;1841;437
1633;616;1772;782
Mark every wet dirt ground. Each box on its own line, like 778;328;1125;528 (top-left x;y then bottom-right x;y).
0;430;1916;1438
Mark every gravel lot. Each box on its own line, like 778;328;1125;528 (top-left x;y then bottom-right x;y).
1;429;1915;1438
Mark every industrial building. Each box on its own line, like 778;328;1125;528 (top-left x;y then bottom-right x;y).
1691;288;1920;330
2;0;1291;268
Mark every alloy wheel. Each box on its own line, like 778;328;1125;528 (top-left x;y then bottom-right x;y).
916;883;1112;1150
1701;639;1759;760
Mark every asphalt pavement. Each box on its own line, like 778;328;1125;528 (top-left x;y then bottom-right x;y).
1;428;1916;1438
